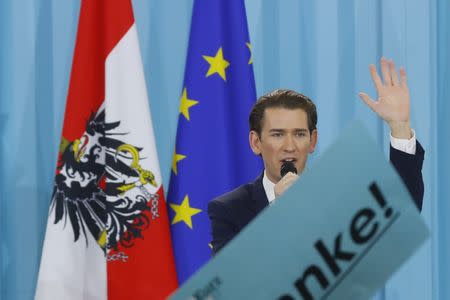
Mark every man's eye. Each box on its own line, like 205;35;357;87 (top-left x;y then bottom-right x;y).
296;132;307;137
271;133;282;137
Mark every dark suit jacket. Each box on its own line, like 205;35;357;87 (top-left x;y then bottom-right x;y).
208;142;425;255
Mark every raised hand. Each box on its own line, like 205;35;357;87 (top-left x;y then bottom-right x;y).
359;57;412;139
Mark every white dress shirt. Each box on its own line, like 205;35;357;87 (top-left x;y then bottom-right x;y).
263;131;417;204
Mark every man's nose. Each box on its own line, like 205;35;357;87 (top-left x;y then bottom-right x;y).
283;135;296;152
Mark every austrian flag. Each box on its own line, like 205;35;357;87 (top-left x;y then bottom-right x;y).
35;1;177;299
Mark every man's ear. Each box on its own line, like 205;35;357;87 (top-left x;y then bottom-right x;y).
249;131;261;155
309;129;318;153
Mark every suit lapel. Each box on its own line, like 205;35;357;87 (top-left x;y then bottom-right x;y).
248;172;269;215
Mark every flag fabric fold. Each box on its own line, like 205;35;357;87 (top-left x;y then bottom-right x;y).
35;1;177;299
167;0;263;284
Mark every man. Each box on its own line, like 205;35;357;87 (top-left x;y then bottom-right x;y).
208;58;425;255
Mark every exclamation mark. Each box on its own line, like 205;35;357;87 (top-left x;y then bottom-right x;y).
369;182;393;218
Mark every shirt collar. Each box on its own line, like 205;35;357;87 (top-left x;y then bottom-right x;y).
262;170;276;204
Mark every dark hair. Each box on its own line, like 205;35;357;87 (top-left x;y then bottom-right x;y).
249;89;317;136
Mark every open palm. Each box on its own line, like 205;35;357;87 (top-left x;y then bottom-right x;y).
359;58;411;138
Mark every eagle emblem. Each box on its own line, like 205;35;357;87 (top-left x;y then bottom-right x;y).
51;109;159;252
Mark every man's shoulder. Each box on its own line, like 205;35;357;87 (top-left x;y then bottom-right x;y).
209;181;255;209
207;173;266;227
208;173;264;212
208;177;264;229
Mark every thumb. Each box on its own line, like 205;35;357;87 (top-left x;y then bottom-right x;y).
358;92;377;112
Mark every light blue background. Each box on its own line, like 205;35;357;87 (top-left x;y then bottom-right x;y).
0;0;448;299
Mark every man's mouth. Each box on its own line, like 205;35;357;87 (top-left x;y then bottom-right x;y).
280;158;297;164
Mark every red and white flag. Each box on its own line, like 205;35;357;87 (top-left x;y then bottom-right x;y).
35;1;178;299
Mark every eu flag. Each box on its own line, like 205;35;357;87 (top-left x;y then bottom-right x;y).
167;0;263;283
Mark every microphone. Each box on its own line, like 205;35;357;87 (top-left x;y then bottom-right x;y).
280;161;297;178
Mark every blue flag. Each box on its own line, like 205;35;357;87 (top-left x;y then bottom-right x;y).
167;0;263;283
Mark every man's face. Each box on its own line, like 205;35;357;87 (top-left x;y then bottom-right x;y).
249;107;317;183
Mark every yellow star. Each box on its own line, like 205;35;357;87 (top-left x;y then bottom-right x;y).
172;152;186;175
170;195;202;229
246;42;253;64
179;88;199;121
203;47;230;81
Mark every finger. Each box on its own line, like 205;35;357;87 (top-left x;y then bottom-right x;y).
280;173;297;185
389;60;400;86
369;64;383;91
380;57;392;86
399;67;408;88
285;172;298;178
358;92;377;112
286;174;298;183
275;174;298;197
283;178;298;190
281;173;298;183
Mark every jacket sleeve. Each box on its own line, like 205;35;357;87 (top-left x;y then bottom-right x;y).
207;200;239;256
390;140;425;211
